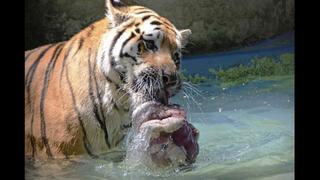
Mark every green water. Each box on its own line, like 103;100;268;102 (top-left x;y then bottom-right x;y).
25;76;294;180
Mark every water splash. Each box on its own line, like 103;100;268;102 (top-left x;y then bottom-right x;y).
124;127;153;169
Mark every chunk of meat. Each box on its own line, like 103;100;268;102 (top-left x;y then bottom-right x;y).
130;101;199;167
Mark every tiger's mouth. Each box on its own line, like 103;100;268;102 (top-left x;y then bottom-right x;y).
129;69;196;167
131;69;180;105
157;88;169;105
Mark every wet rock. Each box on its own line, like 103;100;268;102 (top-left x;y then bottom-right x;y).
26;0;294;54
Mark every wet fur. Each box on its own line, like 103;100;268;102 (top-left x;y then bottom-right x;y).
25;1;191;159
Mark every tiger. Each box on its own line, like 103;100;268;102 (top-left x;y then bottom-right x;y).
25;0;191;159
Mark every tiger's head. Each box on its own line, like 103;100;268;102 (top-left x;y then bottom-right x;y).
99;0;191;107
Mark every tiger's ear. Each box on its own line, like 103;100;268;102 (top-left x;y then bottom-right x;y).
179;29;192;47
105;0;128;27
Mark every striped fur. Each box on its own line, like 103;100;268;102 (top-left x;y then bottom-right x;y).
25;0;191;159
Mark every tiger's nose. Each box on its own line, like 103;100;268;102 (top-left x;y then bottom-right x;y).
163;73;178;87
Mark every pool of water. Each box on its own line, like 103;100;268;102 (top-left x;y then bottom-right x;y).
25;32;294;180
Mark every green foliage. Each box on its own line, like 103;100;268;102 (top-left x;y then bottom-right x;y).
251;57;279;76
187;74;208;84
209;53;294;86
210;64;251;84
179;69;208;84
279;53;295;74
178;69;188;82
180;53;294;87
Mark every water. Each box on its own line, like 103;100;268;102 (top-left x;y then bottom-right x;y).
25;32;294;180
182;32;294;76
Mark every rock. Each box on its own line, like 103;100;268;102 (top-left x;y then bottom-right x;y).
25;0;294;54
